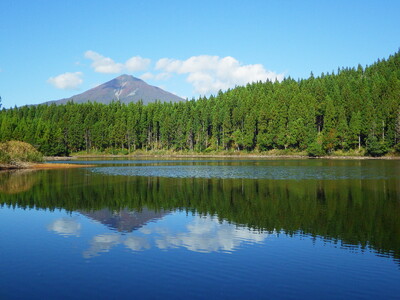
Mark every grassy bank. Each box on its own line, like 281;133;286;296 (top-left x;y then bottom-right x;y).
0;141;43;168
0;141;97;169
69;148;400;159
72;148;307;157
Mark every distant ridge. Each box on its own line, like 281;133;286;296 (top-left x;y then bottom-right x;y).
45;74;184;105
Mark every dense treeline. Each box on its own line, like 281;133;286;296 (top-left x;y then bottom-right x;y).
1;51;400;156
1;170;399;260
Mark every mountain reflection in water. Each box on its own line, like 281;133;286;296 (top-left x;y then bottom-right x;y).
46;207;269;257
80;208;169;232
58;213;269;258
0;162;399;263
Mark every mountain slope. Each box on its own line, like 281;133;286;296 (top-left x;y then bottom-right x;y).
79;208;169;232
46;74;184;105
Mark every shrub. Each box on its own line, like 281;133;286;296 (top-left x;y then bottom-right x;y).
307;141;325;157
365;136;388;157
120;149;129;155
394;143;400;154
0;141;44;164
0;149;11;164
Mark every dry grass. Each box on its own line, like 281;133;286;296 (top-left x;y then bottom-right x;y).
30;163;96;169
0;141;43;164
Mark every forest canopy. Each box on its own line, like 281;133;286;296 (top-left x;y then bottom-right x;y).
1;51;400;156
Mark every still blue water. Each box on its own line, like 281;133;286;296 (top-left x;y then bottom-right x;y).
0;159;399;299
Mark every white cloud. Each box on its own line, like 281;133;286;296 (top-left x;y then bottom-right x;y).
124;236;150;251
154;216;269;253
79;215;270;258
140;72;154;80
125;56;150;72
47;72;83;90
156;55;284;95
83;234;121;258
85;50;123;73
47;218;81;237
82;234;150;257
85;50;151;74
82;51;282;95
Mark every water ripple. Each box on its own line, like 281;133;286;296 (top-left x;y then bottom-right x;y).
90;165;397;180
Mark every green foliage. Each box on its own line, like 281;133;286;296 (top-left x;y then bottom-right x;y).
366;135;389;157
349;111;362;149
307;140;325;157
0;149;11;163
0;51;400;157
394;143;400;154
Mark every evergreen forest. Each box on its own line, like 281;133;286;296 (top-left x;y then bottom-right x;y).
1;51;400;156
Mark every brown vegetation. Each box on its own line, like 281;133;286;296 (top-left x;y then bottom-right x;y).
30;163;96;169
0;169;38;194
0;141;96;169
0;141;43;166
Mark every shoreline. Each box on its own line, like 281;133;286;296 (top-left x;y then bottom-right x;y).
45;153;400;160
0;162;96;170
3;153;399;170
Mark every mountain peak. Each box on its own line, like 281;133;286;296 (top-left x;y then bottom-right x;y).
46;75;184;105
115;74;143;82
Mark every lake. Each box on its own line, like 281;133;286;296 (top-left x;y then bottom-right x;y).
0;158;399;299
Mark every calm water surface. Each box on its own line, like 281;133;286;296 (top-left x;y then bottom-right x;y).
0;159;399;299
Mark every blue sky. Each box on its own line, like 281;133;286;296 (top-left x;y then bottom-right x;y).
1;0;399;108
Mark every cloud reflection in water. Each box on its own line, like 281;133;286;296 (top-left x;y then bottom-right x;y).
155;216;268;253
82;215;269;258
47;218;81;237
124;236;151;251
83;234;121;258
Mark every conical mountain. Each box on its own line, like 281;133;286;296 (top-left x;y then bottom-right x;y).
46;74;184;105
79;208;169;233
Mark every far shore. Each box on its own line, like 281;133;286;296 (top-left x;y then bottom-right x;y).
2;153;399;170
44;153;400;160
